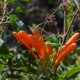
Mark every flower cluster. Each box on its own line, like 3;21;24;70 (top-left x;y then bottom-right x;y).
13;30;53;66
54;32;79;67
13;30;79;68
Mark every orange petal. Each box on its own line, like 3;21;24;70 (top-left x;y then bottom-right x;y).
19;30;29;38
65;32;79;46
29;34;41;56
45;42;53;56
55;43;77;67
29;34;45;66
32;30;41;39
58;32;79;57
38;38;45;66
18;30;31;45
17;32;31;49
13;32;37;60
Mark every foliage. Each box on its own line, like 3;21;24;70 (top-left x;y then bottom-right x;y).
0;0;80;80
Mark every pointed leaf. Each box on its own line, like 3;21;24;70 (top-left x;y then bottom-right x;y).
65;66;80;78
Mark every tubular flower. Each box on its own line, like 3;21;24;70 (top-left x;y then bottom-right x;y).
54;32;79;67
58;32;79;57
55;43;77;67
13;31;38;60
45;42;53;57
13;30;53;66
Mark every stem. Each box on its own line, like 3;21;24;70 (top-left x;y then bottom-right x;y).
54;65;58;74
62;9;79;45
62;1;67;45
63;9;66;35
41;8;62;35
54;0;66;74
54;1;79;74
3;0;6;16
0;0;7;25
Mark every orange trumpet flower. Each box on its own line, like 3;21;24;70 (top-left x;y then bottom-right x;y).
54;32;79;67
13;31;38;60
13;30;53;66
55;43;77;67
58;32;79;57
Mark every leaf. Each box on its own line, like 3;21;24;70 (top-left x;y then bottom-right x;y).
51;43;61;49
45;36;54;42
0;43;9;55
65;66;80;79
1;73;7;80
18;67;28;72
45;34;58;42
66;4;73;28
15;7;27;14
66;13;72;28
6;0;16;4
66;4;73;12
19;76;29;80
9;14;18;21
0;64;4;71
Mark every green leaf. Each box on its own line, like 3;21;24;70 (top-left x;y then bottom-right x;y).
15;7;27;14
18;67;28;72
66;4;73;13
51;43;61;49
6;0;16;4
0;43;9;55
66;13;72;28
1;73;7;80
45;36;54;42
65;66;80;79
9;14;18;21
45;34;58;42
0;64;4;71
18;76;29;80
66;4;73;28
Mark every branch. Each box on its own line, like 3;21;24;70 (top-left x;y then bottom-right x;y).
62;9;79;45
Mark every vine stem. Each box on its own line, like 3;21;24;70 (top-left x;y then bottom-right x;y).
54;0;67;74
62;0;67;45
40;8;62;35
54;2;79;74
62;9;79;45
54;9;79;74
63;9;66;35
